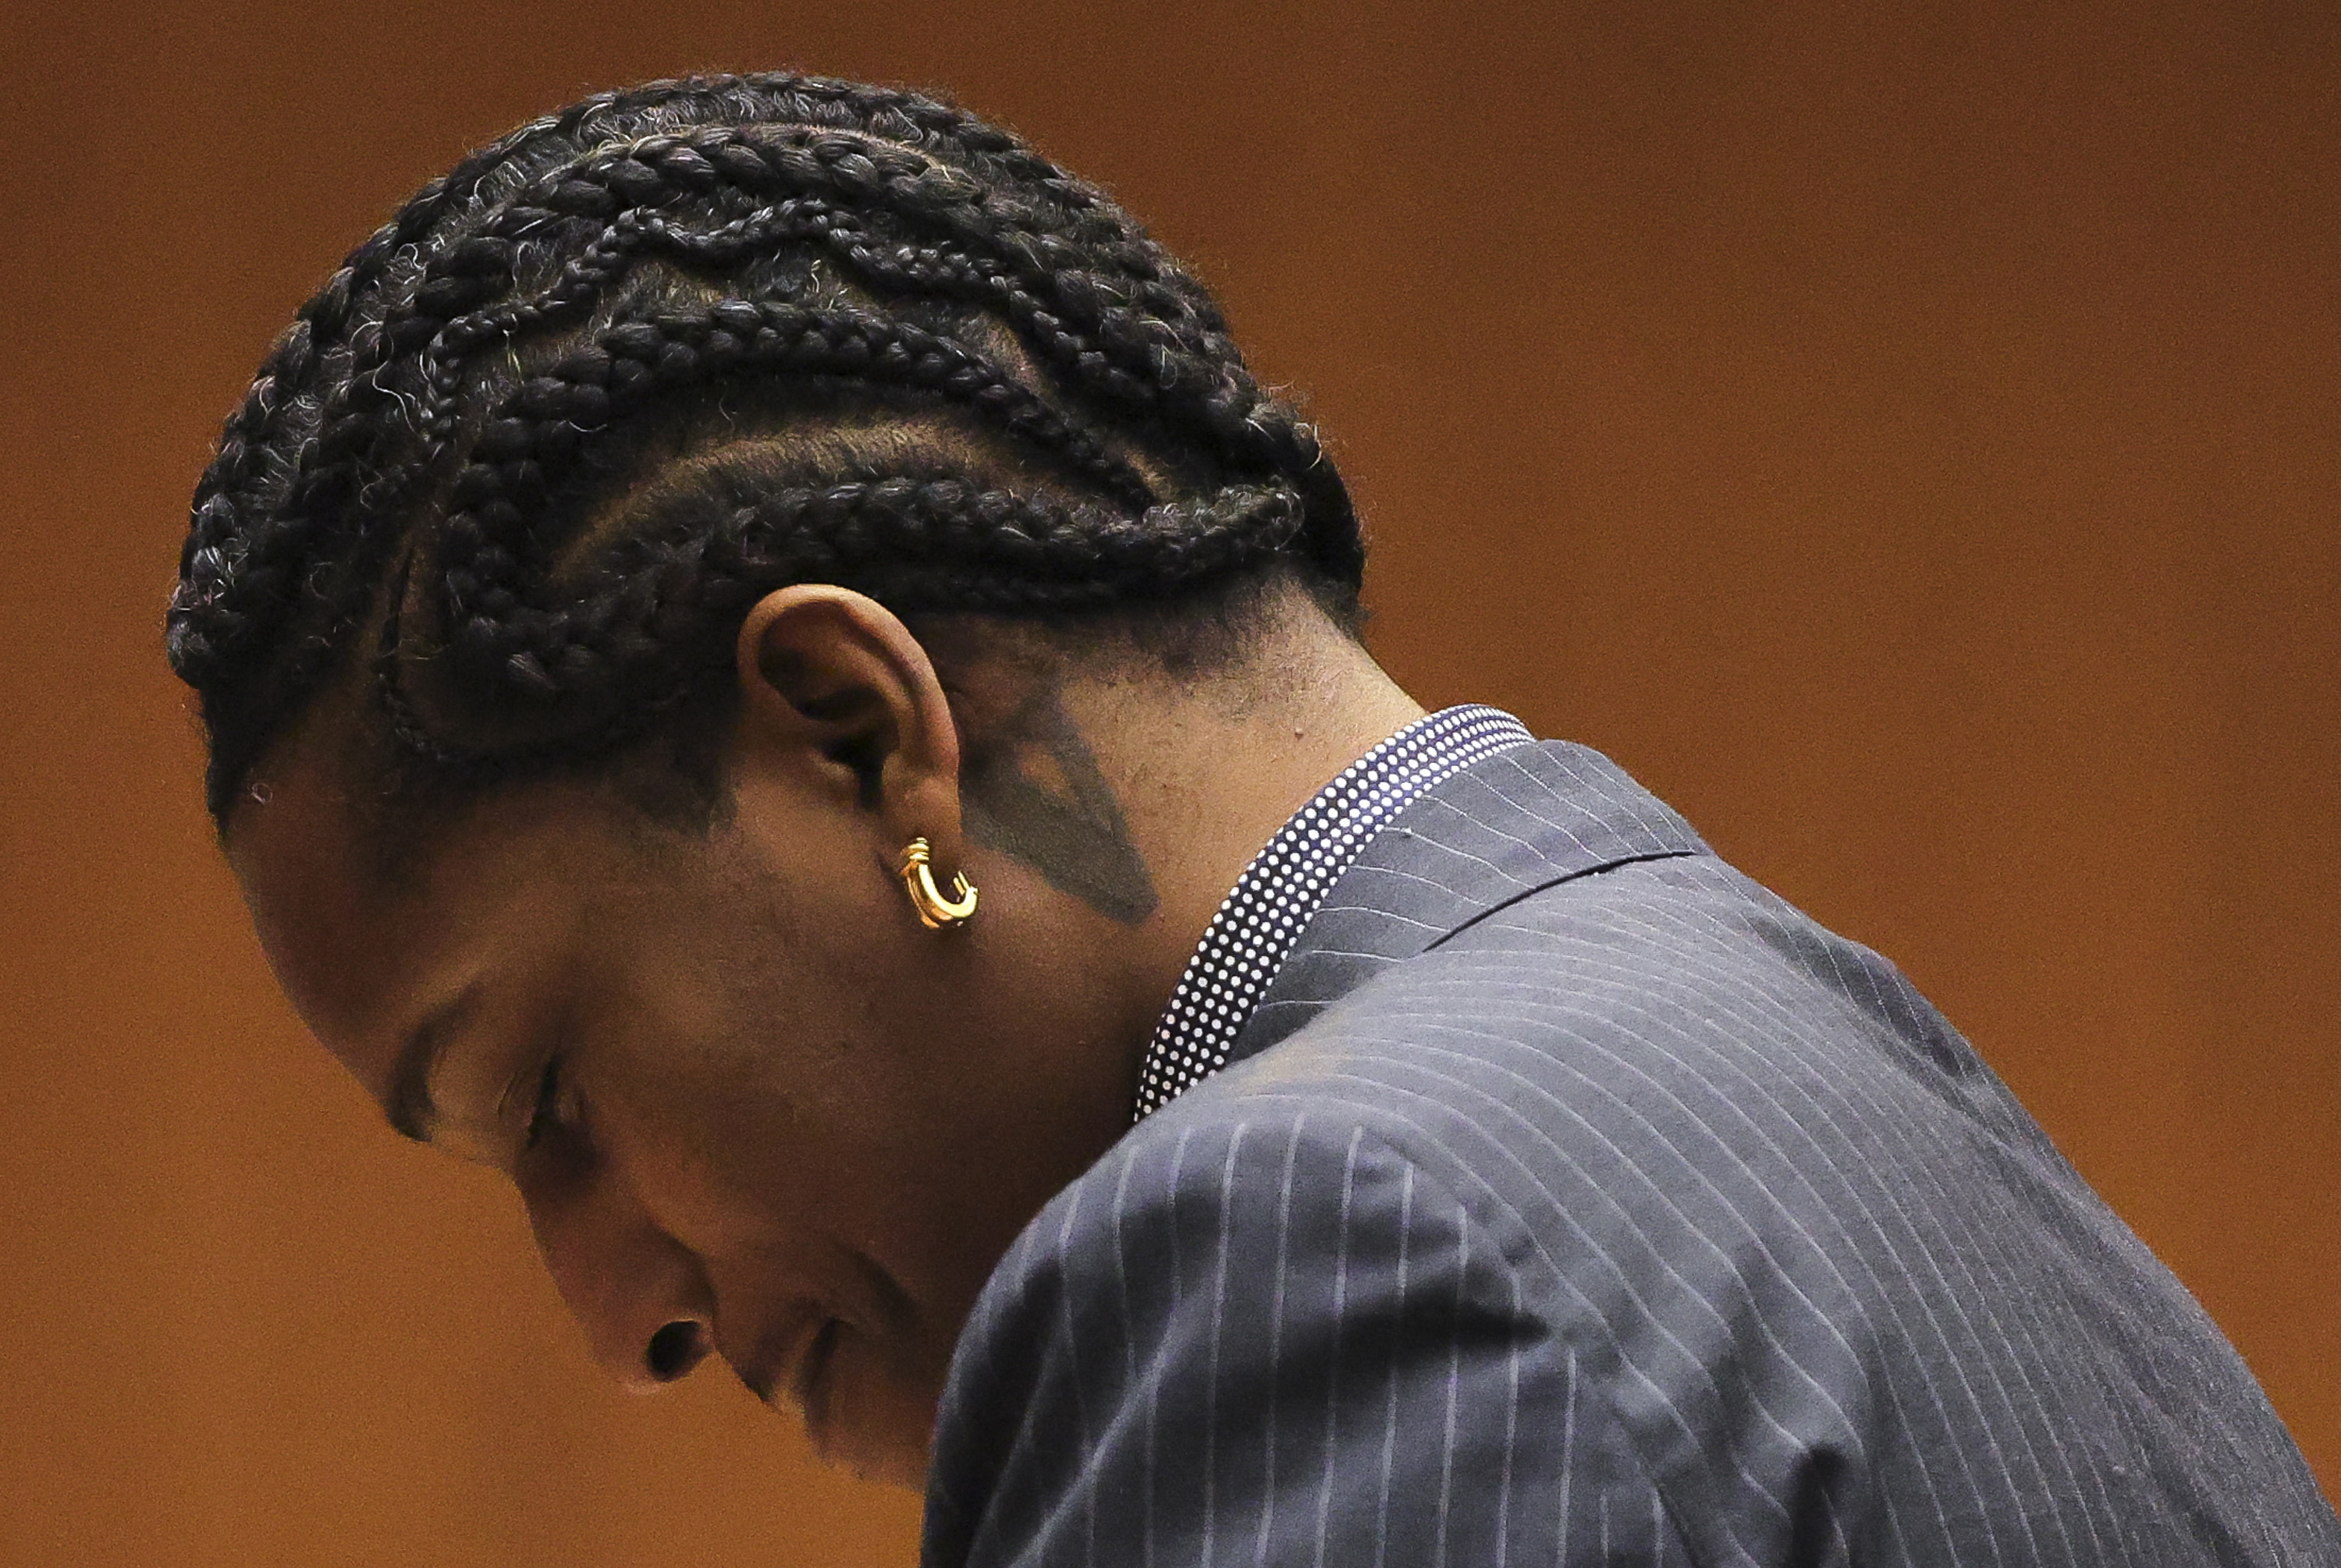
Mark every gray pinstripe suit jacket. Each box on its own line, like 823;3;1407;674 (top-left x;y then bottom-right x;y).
923;741;2339;1566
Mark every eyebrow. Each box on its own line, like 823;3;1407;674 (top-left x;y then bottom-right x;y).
385;993;470;1144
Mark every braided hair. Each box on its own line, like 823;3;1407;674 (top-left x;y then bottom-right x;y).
168;73;1364;827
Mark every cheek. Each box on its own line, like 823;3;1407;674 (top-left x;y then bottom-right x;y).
584;1007;822;1258
584;894;920;1247
680;853;968;1152
588;828;1017;1327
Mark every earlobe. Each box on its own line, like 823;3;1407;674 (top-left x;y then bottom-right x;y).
731;585;967;861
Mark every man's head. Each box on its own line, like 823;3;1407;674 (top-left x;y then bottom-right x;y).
171;73;1412;1484
169;71;1362;833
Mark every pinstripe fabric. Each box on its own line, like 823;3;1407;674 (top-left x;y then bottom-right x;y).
923;741;2341;1567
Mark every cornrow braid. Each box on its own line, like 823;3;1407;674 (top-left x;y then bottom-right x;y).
392;477;1307;775
170;73;1364;824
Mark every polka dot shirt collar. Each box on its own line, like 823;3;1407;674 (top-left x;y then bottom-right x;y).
1131;704;1536;1121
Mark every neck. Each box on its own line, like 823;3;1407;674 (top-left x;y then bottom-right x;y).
925;599;1423;1267
1050;611;1426;1074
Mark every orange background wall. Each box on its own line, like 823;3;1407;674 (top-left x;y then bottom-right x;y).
4;2;2333;1562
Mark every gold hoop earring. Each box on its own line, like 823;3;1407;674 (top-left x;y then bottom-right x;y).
897;837;979;930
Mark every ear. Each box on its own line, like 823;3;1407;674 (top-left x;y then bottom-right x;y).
730;586;964;871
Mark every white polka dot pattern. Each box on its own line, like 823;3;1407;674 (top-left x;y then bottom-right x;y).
1131;704;1534;1120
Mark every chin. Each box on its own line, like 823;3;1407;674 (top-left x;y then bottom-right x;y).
799;1325;937;1491
818;1428;932;1491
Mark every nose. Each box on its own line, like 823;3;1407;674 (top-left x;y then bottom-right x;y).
520;1157;715;1392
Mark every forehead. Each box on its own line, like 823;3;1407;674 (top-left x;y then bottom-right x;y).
222;732;609;1099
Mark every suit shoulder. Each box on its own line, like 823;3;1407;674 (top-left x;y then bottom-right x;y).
1227;851;2030;1158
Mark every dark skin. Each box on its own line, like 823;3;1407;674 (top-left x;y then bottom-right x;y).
227;580;1423;1486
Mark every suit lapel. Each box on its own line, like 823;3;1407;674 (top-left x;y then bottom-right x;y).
1226;741;1710;1066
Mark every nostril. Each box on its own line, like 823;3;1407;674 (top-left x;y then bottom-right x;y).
645;1320;704;1382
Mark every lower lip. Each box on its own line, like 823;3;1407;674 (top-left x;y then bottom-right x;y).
791;1319;843;1428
